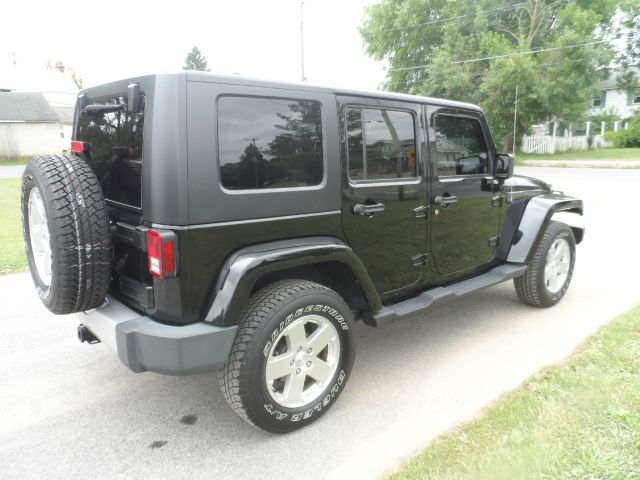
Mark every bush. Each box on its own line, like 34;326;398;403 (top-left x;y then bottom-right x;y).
606;113;640;147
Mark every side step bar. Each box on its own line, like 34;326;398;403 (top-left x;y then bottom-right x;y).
364;263;527;327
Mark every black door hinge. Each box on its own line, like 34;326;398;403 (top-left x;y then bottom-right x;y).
413;205;428;218
491;194;504;208
488;235;501;247
411;253;429;267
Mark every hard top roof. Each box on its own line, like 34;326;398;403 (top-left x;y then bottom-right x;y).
81;72;482;112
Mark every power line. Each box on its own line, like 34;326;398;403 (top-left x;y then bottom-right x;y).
376;2;528;33
387;40;610;72
384;55;608;88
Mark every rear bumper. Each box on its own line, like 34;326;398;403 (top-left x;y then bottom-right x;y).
77;296;237;375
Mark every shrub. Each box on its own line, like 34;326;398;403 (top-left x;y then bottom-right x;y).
606;112;640;147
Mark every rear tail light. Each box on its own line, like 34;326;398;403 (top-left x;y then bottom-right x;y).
146;230;178;279
70;141;90;153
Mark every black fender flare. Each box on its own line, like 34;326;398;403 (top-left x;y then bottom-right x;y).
504;194;584;264
204;236;382;326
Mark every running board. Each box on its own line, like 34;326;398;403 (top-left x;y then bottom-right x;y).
364;263;527;327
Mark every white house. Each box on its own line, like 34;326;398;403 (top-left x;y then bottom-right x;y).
589;68;640;120
0;62;77;158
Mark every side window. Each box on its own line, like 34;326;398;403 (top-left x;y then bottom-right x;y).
218;96;323;190
346;107;417;182
434;115;488;176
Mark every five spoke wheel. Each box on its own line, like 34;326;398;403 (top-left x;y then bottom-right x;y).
265;315;340;408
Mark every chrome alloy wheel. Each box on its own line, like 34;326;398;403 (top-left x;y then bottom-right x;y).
544;237;570;294
28;187;52;286
265;315;341;409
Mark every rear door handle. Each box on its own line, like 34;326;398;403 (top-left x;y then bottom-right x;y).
433;195;458;207
352;202;385;216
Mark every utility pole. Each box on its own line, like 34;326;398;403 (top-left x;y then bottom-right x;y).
512;84;519;155
300;1;306;82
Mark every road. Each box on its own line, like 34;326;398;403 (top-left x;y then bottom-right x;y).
0;165;25;179
1;167;639;480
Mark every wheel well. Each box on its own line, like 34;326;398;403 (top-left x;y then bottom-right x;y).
252;262;372;315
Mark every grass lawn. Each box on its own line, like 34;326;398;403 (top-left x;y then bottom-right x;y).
0;179;28;274
389;305;640;480
0;156;30;166
518;147;640;161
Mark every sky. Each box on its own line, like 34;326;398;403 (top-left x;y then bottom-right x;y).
1;0;386;91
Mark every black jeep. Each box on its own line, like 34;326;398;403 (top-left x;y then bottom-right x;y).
21;72;583;433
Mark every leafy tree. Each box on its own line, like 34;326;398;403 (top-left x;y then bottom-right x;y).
182;47;210;71
361;0;618;146
71;70;83;89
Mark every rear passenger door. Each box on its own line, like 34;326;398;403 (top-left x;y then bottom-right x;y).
338;97;427;298
426;107;502;276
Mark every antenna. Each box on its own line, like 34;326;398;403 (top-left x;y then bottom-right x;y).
512;84;519;156
300;1;306;82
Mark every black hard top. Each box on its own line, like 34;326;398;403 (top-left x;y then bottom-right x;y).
82;71;482;112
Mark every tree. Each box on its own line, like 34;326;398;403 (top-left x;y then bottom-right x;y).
361;0;618;145
182;47;210;71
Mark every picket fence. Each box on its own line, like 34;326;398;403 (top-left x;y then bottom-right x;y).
521;135;589;154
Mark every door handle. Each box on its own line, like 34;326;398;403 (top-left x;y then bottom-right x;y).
433;195;458;207
352;202;385;216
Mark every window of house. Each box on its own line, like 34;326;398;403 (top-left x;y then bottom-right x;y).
634;93;640;104
434;115;489;176
346;107;417;182
593;97;601;107
217;96;323;190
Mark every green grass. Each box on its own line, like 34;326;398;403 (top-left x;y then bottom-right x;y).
388;305;640;480
0;156;30;166
0;179;28;274
518;147;640;161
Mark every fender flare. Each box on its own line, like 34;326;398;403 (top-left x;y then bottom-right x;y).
505;194;584;264
204;236;382;326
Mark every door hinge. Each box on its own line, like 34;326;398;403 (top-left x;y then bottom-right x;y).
488;235;501;247
413;205;428;218
491;194;504;207
411;253;429;267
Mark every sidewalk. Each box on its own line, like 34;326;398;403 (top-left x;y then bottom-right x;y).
0;165;25;179
522;159;640;168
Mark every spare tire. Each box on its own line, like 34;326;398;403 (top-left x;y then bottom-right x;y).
21;154;112;314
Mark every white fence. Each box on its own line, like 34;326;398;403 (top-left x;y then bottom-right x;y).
521;135;588;154
521;120;620;153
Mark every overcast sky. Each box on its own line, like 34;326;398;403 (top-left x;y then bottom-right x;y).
1;0;386;90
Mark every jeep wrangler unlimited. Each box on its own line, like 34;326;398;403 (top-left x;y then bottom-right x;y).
21;72;583;433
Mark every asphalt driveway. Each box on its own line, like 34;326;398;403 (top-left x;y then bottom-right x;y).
1;167;639;479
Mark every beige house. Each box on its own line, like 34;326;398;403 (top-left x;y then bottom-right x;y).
0;63;77;158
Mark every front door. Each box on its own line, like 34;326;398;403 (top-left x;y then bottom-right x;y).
427;108;502;276
339;97;427;297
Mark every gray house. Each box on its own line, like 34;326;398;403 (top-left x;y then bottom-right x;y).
589;68;640;119
0;92;73;159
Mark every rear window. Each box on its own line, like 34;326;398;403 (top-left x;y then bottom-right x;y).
217;96;323;190
76;96;144;208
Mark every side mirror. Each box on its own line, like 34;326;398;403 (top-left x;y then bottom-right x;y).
127;83;142;113
495;153;514;180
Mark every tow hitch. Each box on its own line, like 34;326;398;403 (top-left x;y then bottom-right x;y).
77;324;100;344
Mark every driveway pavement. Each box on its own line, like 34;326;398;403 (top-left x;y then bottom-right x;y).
0;165;25;179
1;167;639;480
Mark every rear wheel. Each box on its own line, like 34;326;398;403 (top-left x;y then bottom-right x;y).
514;221;576;308
219;280;355;433
21;155;112;314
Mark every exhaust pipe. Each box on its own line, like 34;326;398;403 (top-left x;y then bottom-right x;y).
77;324;100;344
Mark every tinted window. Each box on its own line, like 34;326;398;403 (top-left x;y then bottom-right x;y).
434;115;488;176
218;96;323;190
347;107;417;181
76;96;144;208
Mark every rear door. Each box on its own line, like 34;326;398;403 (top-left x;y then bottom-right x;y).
426;107;502;276
339;96;427;298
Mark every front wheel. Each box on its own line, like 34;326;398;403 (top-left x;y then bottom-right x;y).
218;280;355;433
514;221;576;308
